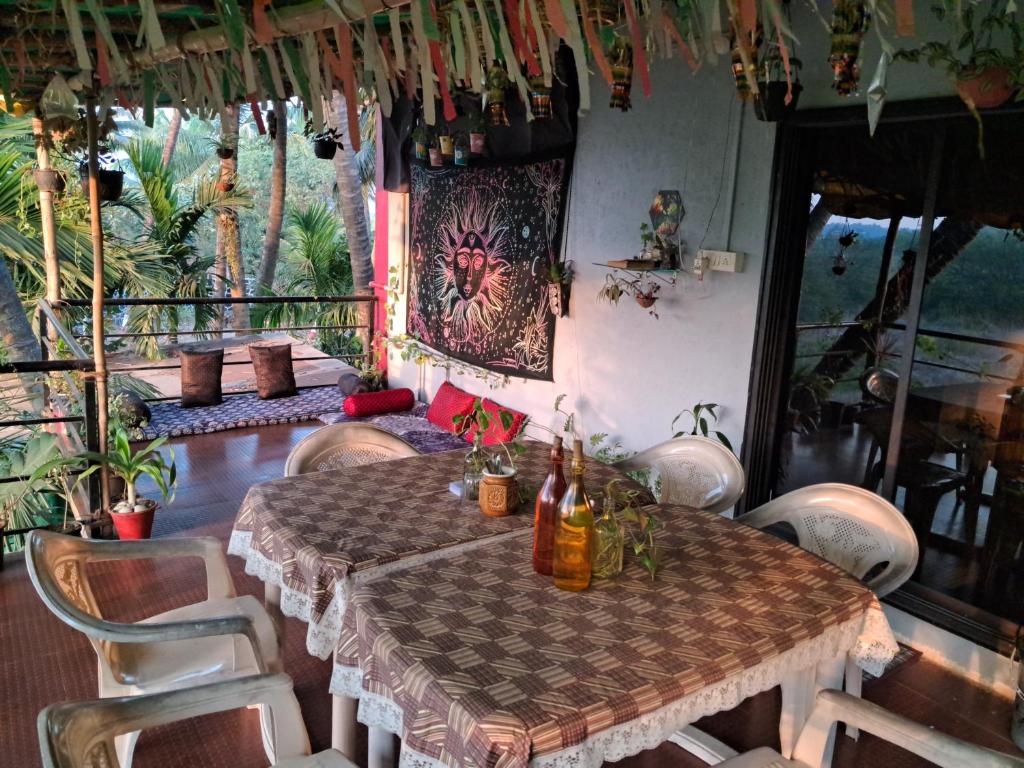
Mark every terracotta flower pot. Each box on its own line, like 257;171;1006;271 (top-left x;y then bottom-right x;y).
478;470;518;517
33;168;65;193
957;67;1013;110
635;294;658;309
111;500;158;540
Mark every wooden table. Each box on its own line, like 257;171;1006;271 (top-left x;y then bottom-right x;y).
228;443;651;758
332;505;897;768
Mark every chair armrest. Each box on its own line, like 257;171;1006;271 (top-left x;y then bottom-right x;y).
39;674;314;766
793;690;1024;768
84;536;236;600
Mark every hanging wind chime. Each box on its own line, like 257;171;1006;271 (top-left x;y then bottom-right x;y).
828;0;870;96
609;36;634;111
485;64;512;126
731;24;763;100
529;75;552;119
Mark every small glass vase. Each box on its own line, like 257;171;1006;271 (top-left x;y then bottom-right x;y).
461;434;491;505
592;498;624;579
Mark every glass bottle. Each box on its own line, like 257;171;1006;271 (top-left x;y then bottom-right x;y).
461;432;490;504
591;495;624;579
553;439;594;591
532;437;566;575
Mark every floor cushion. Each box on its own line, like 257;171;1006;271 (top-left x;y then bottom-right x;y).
344;388;415;417
180;348;224;408
250;343;297;400
338;371;370;396
466;397;527;446
426;381;477;434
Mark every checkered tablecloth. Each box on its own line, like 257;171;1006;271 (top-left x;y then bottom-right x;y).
229;442;650;658
332;505;897;768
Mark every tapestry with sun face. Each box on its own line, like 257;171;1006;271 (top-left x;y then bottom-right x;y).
406;157;570;380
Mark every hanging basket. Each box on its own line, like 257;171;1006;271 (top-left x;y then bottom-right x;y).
635;293;658;309
312;134;338;160
33;168;65;193
78;165;124;201
956;67;1014;110
753;81;803;122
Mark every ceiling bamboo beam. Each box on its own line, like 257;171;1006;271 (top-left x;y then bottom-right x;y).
133;0;409;67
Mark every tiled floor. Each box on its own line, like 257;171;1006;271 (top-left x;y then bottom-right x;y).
2;424;1021;767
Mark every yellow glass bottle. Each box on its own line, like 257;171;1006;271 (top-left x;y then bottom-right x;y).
552;439;594;591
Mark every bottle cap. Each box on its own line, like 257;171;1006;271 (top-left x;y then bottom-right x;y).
573;438;583;459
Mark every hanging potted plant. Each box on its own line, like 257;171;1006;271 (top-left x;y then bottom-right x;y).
753;50;803;122
633;277;660;313
546;260;574;317
74;428;177;540
895;3;1021;113
78;152;124;202
312;130;339;160
32;168;65;194
209;134;237;160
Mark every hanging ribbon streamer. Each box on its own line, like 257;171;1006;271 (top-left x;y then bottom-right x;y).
474;0;497;65
215;0;247;53
450;10;467;84
250;99;266;133
203;57;227;114
663;17;699;71
525;0;552;87
866;49;891;135
279;38;312;105
136;0;167;52
412;0;455;122
261;45;287;99
241;39;259;97
252;0;275;44
83;0;128;80
557;0;590;111
335;24;362;151
404;41;419;99
389;9;407;73
95;31;111;86
503;0;540;76
456;0;483;91
739;0;756;38
578;0;613;85
362;0;393;117
543;0;568;40
59;0;93;73
301;32;325;129
143;71;156;126
765;1;793;104
489;0;532;116
622;0;651;98
895;0;914;37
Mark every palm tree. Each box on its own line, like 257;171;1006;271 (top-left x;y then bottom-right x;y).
331;92;374;292
254;202;359;358
120;138;252;358
256;99;288;293
217;104;249;331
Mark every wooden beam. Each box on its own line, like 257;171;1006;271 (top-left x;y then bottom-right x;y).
132;0;407;67
85;95;111;513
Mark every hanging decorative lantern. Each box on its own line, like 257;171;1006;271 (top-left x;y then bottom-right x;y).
609;37;634;112
730;25;763;100
832;229;857;275
529;76;552;119
828;1;870;97
485;65;511;126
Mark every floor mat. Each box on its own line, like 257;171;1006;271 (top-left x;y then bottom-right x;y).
139;387;342;440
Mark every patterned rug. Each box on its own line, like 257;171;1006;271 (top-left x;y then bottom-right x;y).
139;387;343;440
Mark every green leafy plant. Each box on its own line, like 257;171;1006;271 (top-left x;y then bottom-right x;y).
600;479;664;580
671;402;733;451
0;432;65;538
75;428;176;512
453;399;527;473
547;260;574;285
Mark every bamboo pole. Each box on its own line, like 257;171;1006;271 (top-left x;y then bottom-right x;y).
85;95;110;513
32;116;60;315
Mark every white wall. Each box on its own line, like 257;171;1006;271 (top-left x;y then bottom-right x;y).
387;60;776;454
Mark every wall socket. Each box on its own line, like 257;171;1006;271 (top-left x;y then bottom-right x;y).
698;249;745;273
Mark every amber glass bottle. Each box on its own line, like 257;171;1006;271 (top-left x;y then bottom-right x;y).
532;437;567;575
552;439;594;591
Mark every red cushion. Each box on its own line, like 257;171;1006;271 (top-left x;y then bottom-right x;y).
466;398;527;446
426;381;478;434
343;388;415;417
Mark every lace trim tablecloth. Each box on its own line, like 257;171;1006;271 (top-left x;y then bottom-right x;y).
228;445;650;659
332;506;898;768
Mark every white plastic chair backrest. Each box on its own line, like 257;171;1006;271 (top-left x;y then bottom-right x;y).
613;436;745;514
792;689;1024;768
38;673;312;768
284;423;421;476
737;483;918;596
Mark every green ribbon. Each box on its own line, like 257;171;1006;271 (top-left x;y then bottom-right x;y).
279;38;311;106
215;0;247;53
143;70;155;126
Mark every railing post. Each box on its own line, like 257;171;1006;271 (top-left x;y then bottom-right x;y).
37;306;49;362
366;296;376;371
83;378;101;516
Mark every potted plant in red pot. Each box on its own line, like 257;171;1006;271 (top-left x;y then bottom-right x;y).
77;428;177;540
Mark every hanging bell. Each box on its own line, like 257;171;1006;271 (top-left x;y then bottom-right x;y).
528;76;552;120
485;65;511;126
609;38;633;112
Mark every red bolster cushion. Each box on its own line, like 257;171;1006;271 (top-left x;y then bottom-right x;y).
466;397;527;446
343;388;415;417
426;381;478;433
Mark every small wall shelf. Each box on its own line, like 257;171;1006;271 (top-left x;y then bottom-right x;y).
594;263;679;286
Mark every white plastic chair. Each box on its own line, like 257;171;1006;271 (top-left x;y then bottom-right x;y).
38;673;348;768
715;688;1024;767
284;422;421;476
613;435;745;514
25;530;291;768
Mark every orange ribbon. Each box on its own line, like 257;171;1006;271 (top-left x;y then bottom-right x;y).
249;99;266;133
622;0;650;97
895;0;915;37
95;30;111;86
334;24;361;152
577;0;612;85
662;18;699;72
543;0;568;41
252;0;275;45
